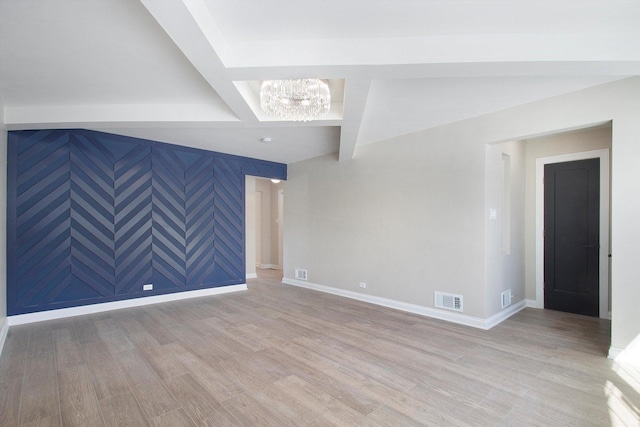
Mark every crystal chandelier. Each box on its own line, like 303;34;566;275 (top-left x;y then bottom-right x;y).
260;79;331;121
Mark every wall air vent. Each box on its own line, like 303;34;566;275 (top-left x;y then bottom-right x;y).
435;292;463;312
295;268;308;281
501;289;512;309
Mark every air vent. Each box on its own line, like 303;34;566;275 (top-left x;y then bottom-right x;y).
295;268;308;281
435;292;463;312
501;290;512;309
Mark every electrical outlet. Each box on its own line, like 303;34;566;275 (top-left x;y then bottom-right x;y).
143;284;153;291
359;282;367;289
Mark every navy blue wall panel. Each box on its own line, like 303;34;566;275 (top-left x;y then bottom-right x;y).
7;129;286;315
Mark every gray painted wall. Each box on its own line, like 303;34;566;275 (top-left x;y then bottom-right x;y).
284;77;640;355
485;140;526;318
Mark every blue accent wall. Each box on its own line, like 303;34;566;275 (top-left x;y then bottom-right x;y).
7;129;286;315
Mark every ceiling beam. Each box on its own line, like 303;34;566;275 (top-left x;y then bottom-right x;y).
3;104;239;129
223;33;640;68
339;78;371;161
140;0;256;122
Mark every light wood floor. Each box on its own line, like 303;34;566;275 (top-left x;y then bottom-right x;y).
1;269;639;426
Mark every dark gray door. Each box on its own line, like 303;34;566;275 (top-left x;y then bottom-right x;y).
544;158;600;317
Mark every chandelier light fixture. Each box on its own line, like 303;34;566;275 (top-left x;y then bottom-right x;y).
260;79;331;121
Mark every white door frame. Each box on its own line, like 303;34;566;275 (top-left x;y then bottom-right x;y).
255;191;263;267
278;189;284;270
535;149;610;318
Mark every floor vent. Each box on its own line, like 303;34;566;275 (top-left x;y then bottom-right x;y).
435;292;463;312
295;268;308;281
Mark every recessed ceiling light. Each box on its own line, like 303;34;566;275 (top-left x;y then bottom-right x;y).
261;137;272;143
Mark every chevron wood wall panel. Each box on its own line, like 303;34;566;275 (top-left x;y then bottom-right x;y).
111;138;153;296
70;133;117;302
212;156;244;284
7;129;286;315
151;144;217;290
10;131;72;311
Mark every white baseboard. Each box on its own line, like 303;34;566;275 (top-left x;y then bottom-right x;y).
0;319;8;357
607;345;639;362
282;277;526;330
525;299;540;308
258;264;280;270
608;346;624;360
484;300;528;329
246;273;258;279
608;336;640;362
8;284;247;326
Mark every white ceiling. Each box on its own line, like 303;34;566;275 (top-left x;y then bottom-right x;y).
1;0;639;164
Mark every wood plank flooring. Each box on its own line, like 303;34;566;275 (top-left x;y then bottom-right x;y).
1;269;639;426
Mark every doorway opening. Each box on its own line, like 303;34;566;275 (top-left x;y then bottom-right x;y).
245;176;284;282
